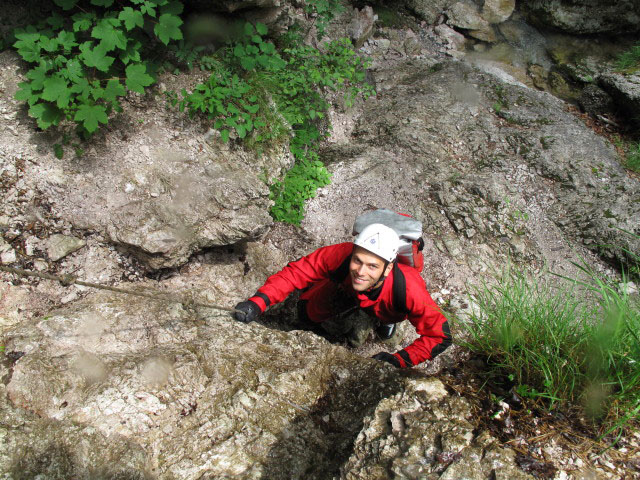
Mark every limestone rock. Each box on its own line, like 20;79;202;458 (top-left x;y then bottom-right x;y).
482;0;515;24
340;377;535;479
579;84;615;117
0;237;16;264
599;73;640;126
3;290;404;479
522;0;640;35
406;0;453;24
348;6;377;49
446;0;489;30
46;234;86;262
446;0;496;42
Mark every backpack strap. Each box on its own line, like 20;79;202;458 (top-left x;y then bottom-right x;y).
392;263;408;315
329;248;353;283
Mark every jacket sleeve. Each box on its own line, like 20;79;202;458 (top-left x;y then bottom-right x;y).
393;279;452;367
248;243;353;312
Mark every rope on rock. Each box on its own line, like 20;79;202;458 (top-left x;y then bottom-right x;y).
0;265;238;314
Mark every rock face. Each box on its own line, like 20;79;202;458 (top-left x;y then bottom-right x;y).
0;51;291;269
522;0;640;35
341;377;533;479
599;73;640;126
1;287;523;479
304;55;639;279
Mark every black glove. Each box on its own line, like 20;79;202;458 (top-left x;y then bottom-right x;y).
234;300;260;323
372;351;401;368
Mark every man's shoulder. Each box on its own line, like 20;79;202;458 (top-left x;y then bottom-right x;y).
395;263;427;288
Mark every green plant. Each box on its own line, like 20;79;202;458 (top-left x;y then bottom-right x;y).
12;0;184;141
172;22;373;224
624;142;640;173
615;42;640;73
460;245;640;435
304;0;344;38
269;126;331;224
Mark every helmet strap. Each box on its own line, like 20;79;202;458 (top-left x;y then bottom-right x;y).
369;259;392;291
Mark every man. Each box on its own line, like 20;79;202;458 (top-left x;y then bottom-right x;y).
234;223;452;368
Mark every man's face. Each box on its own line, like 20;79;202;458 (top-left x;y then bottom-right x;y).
349;246;393;292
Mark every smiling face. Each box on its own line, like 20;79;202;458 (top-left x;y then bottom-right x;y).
349;246;394;292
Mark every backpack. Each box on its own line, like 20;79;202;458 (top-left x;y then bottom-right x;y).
329;209;425;315
353;208;424;272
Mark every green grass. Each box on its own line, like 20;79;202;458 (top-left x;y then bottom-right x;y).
624;142;640;173
460;251;640;436
615;43;640;73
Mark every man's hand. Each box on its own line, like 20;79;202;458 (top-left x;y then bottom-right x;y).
234;300;260;323
372;351;401;368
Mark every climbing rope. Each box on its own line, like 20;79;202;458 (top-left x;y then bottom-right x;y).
0;265;239;314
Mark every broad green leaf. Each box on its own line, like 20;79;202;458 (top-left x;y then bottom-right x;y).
260;42;275;54
246;103;259;114
26;65;49;90
154;13;183;45
119;39;142;64
103;78;126;101
13;33;42;63
236;124;248;139
233;45;245;57
54;144;64;159
119;7;144;30
240;57;255;70
40;36;59;53
61;58;83;82
29;102;63;129
74;103;108;133
90;0;114;6
53;0;78;10
80;42;115;72
15;82;34;102
92;18;126;51
220;129;230;142
140;2;156;17
125;63;154;93
41;75;68;103
251;35;261;44
160;1;184;15
72;12;95;32
70;77;91;100
57;31;78;51
255;22;268;35
243;23;254;36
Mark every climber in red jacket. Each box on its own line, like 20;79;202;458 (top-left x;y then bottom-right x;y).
233;223;452;368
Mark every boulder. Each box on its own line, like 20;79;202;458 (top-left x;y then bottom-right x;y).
445;0;497;42
522;0;640;35
482;0;516;24
348;6;377;49
406;0;453;24
599;72;640;126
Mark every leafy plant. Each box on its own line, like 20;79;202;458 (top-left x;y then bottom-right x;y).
171;22;373;224
304;0;344;38
12;0;184;141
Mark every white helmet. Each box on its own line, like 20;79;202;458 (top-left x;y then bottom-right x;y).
354;223;400;262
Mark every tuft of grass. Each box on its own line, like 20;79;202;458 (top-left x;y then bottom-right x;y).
615;43;640;73
460;248;640;435
624;142;640;173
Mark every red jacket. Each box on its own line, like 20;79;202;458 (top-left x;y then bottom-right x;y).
249;243;451;367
